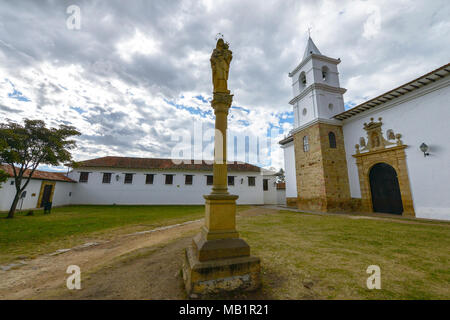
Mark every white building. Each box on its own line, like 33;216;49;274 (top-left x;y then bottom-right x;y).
0;164;74;211
67;156;279;205
0;157;281;211
280;37;450;221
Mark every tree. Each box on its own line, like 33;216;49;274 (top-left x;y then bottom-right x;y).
0;139;9;188
0;169;8;188
0;119;80;218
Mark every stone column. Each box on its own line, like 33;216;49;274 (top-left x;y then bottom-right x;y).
211;92;231;195
182;41;260;297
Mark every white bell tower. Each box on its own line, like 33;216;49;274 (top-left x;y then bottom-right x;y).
288;37;346;129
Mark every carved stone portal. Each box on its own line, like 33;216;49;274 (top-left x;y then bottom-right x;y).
352;119;415;216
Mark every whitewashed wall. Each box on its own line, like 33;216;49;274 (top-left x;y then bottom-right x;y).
67;168;271;205
263;175;278;205
342;78;450;220
0;178;73;211
281;142;297;198
277;189;286;205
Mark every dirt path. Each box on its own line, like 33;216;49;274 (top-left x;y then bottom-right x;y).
0;207;278;300
0;219;203;299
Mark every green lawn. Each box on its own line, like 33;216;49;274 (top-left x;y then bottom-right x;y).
238;211;450;299
0;205;206;263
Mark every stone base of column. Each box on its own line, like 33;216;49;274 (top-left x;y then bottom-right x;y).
182;193;261;296
182;245;261;296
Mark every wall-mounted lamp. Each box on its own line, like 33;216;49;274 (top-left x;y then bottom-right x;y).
240;178;244;184
115;174;120;181
419;143;430;157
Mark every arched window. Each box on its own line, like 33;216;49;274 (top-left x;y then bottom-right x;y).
328;132;336;148
299;72;306;88
303;135;309;152
322;66;329;81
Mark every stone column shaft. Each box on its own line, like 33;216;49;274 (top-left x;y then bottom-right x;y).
211;93;232;195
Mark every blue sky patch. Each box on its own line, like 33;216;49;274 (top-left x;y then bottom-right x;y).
70;106;85;114
165;99;212;117
194;95;208;103
8;88;31;102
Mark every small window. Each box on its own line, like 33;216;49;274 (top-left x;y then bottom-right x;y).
165;174;174;185
102;173;112;184
145;174;154;184
185;175;193;185
248;176;256;187
329;132;337;148
263;179;269;191
302;108;307;116
206;175;213;186
322;66;329;81
299;72;306;88
10;180;14;185
124;173;133;184
79;172;89;183
228;176;235;186
303;136;309;152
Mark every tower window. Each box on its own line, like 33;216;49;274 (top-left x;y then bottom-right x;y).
299;72;306;88
302;108;307;116
328;103;334;111
329;132;337;149
303;136;309;152
322;66;329;81
206;175;213;185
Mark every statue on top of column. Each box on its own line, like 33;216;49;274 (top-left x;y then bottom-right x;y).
210;38;232;93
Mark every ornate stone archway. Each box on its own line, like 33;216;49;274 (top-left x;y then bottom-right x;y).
352;118;415;217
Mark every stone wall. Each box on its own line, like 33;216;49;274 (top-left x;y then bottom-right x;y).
293;121;354;212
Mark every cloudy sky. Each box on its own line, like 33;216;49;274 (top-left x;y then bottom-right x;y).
0;0;449;171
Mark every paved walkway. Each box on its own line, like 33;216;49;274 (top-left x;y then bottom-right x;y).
264;205;450;227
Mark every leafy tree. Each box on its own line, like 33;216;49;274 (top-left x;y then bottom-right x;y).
0;169;8;188
276;168;285;183
0;139;8;187
0;119;80;218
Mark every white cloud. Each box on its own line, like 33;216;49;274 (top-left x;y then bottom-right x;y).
0;0;448;172
116;29;160;61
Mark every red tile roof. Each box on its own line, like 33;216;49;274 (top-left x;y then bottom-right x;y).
0;164;75;182
70;156;262;172
334;62;450;120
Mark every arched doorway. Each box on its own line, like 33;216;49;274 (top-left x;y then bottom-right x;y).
369;163;403;214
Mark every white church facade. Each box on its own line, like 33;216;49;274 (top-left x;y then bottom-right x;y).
0;157;283;211
280;37;450;221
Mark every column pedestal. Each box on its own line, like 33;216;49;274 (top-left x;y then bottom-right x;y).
182;194;261;296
